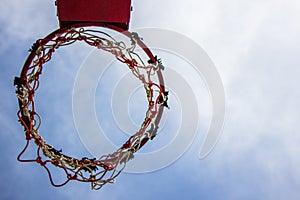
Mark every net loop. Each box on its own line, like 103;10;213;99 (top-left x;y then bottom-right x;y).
15;27;168;189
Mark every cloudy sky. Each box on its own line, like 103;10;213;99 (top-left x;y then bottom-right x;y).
1;0;300;199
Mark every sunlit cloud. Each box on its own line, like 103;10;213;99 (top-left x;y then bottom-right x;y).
1;0;300;199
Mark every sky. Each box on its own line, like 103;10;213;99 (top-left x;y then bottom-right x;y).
1;0;300;199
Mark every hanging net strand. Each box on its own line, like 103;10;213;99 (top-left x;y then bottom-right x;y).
15;27;168;190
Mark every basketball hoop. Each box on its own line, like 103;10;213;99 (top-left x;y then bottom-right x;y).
15;1;168;190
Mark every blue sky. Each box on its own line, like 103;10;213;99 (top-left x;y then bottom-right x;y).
1;0;300;199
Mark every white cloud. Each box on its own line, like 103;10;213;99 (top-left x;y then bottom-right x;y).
2;0;300;199
0;0;57;40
